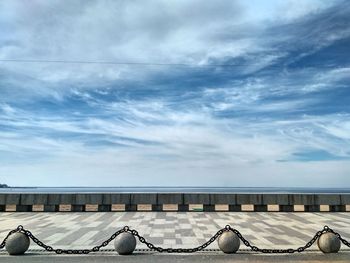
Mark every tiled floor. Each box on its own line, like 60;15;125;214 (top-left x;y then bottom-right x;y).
0;212;349;250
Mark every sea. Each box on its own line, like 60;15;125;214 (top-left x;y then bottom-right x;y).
0;187;349;194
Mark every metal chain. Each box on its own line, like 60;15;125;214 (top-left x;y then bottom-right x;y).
228;225;324;253
127;226;225;253
22;226;127;254
0;228;18;249
327;227;350;248
0;225;349;254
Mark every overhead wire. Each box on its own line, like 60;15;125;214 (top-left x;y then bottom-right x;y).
0;59;344;69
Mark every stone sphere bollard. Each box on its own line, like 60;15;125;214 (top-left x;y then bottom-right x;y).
218;231;240;254
317;232;341;253
5;232;30;255
114;232;137;255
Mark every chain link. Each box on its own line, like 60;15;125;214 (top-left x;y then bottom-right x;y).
0;228;18;249
228;225;326;253
4;225;126;254
327;227;350;248
130;228;225;253
0;225;349;254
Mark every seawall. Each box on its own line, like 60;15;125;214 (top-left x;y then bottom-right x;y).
0;193;349;212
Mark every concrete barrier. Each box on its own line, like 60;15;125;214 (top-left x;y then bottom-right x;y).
0;193;348;212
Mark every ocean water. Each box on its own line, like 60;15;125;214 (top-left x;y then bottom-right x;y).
0;187;349;194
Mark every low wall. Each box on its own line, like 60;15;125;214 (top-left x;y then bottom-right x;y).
0;193;349;212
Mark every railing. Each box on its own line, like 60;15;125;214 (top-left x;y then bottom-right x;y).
0;225;349;255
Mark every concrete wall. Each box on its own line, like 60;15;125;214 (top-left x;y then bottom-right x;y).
0;193;349;212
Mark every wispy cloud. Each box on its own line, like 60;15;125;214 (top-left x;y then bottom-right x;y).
0;0;349;186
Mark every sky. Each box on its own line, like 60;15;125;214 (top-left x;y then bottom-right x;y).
0;0;349;187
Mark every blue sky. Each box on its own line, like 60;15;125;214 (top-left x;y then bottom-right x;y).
0;0;349;187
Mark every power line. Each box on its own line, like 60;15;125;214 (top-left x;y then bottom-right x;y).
0;59;194;66
0;59;344;68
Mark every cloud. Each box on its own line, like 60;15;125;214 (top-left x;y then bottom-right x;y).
0;0;349;186
1;101;350;186
0;0;346;84
0;1;244;84
0;103;16;115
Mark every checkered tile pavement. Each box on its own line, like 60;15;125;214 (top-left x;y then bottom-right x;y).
0;212;349;250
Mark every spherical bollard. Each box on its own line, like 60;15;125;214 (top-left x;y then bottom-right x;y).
5;232;30;255
217;231;240;254
114;232;137;255
317;232;341;253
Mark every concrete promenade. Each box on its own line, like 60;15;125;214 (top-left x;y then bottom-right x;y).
1;212;350;250
0;212;350;262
